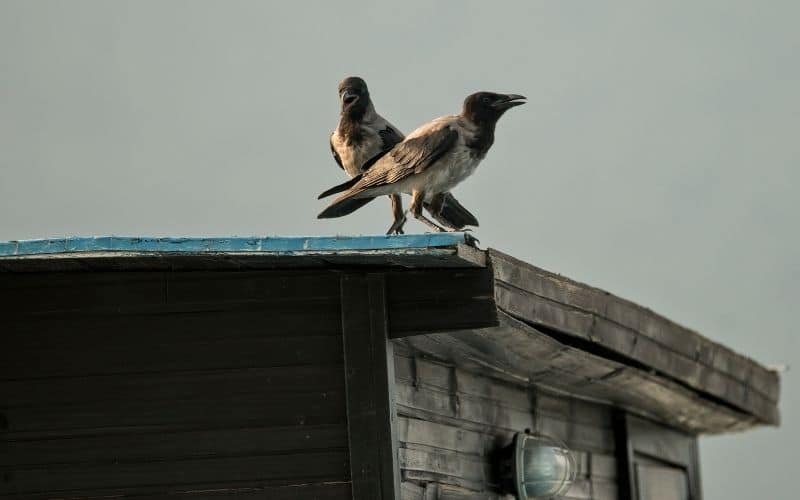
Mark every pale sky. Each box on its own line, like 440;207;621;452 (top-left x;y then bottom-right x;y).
1;1;797;498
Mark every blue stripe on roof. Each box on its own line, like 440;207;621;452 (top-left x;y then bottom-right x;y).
0;233;471;257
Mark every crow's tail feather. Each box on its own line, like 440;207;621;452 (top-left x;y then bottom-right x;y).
318;174;362;199
425;194;479;229
317;195;377;219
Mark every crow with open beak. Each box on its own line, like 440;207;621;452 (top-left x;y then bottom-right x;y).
326;76;479;234
318;91;525;232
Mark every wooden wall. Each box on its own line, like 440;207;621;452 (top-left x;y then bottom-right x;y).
0;271;351;499
394;345;619;500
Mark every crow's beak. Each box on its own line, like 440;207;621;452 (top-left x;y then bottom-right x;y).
341;89;359;107
493;94;526;110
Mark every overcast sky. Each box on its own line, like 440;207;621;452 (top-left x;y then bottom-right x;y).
1;1;797;498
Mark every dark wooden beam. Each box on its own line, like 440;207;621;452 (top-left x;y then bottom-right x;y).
385;267;498;338
341;273;400;500
614;411;637;500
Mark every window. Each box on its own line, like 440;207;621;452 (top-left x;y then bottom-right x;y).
635;455;690;500
615;413;702;500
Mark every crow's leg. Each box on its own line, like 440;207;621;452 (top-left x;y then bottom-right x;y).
410;190;448;232
385;194;407;235
426;193;463;231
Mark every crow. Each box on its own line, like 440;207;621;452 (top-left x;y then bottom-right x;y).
319;91;525;232
327;76;479;234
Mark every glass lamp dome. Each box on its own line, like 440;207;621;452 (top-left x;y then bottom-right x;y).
498;431;577;499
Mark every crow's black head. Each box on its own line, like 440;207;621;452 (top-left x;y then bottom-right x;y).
462;92;526;125
338;76;370;117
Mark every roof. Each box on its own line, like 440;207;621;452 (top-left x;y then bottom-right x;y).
488;249;780;430
0;234;780;433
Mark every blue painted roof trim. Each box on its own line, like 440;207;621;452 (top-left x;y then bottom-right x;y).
0;234;472;257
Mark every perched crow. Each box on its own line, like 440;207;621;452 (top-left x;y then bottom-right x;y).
326;76;479;234
318;91;525;232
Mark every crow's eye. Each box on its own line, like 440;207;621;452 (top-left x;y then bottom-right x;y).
481;95;491;104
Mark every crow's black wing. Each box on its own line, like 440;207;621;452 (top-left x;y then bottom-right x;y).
361;125;404;172
379;126;403;151
329;133;344;171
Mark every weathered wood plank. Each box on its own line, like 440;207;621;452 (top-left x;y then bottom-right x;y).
402;469;485;492
436;484;508;499
1;388;346;438
536;416;615;454
390;299;498;338
400;481;426;500
569;421;616;454
0;481;353;500
386;268;498;337
395;312;755;434
591;479;619;500
387;269;494;303
160;482;352;499
590;453;618;479
494;283;596;342
0;365;343;409
1;425;347;467
0;451;350;495
5;305;342;345
570;398;615;429
0;271;340;316
573;450;590;480
489;249;780;407
1;334;343;380
400;446;486;486
395;382;535;433
598;369;752;432
493;284;776;427
341;273;400;500
561;478;593;499
627;417;696;468
394;356;534;413
398;417;488;456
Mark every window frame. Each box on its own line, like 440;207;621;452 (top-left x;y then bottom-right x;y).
614;411;703;500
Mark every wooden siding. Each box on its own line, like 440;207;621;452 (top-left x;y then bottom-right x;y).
393;346;618;500
401;312;751;434
0;271;351;499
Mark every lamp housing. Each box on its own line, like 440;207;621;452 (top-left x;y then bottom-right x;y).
497;430;577;499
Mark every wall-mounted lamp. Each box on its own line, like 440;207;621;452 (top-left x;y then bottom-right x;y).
497;430;576;499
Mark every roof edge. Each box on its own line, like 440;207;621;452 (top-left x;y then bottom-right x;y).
0;234;476;257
